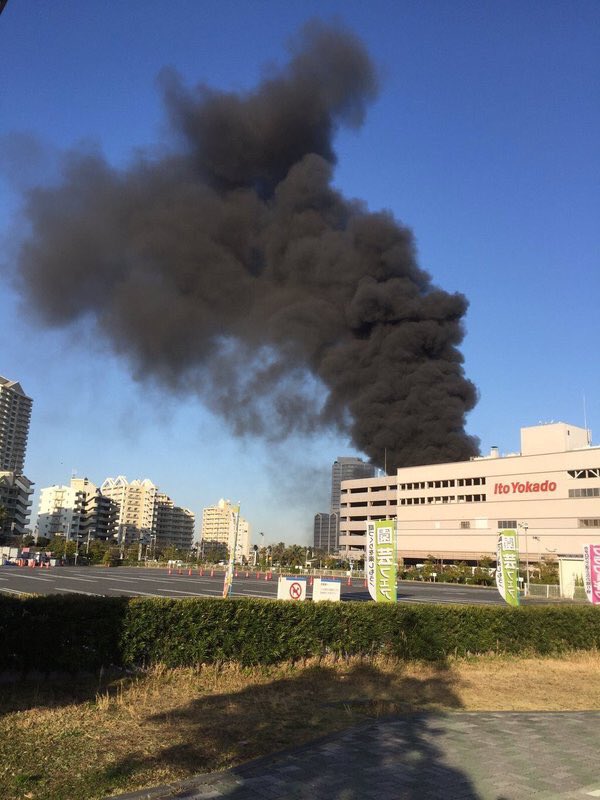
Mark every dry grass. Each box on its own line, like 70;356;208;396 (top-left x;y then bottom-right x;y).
1;652;599;800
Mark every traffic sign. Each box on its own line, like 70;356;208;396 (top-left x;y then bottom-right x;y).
277;576;307;601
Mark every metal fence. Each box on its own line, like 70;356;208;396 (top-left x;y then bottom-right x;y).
525;583;561;599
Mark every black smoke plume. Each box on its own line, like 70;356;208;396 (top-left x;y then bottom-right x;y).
12;22;479;470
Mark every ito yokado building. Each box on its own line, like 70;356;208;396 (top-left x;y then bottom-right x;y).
338;422;600;565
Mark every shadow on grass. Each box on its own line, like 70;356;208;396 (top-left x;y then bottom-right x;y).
0;667;133;717
96;660;487;800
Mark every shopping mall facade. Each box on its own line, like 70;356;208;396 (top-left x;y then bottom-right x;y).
338;422;600;563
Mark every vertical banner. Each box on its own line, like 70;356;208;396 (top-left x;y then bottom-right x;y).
496;530;520;607
366;519;397;603
583;544;600;605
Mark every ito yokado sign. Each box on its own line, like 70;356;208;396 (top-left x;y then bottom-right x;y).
366;519;397;603
495;530;520;607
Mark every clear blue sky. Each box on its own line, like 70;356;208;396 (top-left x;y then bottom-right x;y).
1;0;599;544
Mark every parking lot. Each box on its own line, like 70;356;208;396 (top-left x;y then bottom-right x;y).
0;565;505;604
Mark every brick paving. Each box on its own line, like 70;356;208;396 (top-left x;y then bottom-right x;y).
106;712;600;800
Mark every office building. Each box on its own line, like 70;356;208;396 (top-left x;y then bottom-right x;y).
331;457;376;513
338;422;600;563
313;512;339;553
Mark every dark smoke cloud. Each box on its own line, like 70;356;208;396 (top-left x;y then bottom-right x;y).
12;21;479;470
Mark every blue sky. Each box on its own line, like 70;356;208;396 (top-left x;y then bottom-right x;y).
1;0;599;544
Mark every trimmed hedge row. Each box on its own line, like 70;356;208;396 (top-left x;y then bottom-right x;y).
1;595;599;672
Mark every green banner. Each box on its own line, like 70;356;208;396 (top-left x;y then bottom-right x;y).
496;530;520;607
366;520;397;603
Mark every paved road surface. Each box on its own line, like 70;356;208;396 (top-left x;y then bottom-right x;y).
0;565;504;604
107;711;600;800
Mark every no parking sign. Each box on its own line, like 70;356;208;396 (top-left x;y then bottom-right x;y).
277;576;307;601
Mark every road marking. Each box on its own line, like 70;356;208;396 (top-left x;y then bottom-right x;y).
57;587;101;596
50;576;98;583
0;574;54;582
101;588;164;597
0;587;26;595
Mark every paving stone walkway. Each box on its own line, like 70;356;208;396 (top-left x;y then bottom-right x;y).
107;712;600;800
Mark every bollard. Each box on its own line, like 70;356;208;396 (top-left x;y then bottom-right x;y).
245;571;249;578
210;568;214;577
188;568;193;576
256;572;260;579
363;578;367;588
168;568;172;575
309;575;313;586
347;575;352;586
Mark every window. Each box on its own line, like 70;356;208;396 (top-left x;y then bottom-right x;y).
568;468;600;479
498;520;517;529
569;488;600;498
459;521;471;529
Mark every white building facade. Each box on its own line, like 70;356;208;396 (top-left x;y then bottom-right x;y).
339;422;600;563
201;499;251;562
101;476;157;546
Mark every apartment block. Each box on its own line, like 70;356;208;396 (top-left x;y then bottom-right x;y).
155;493;195;551
0;376;32;473
101;476;157;545
201;499;250;562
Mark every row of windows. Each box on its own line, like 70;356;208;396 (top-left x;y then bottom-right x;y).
579;518;600;527
400;494;487;505
399;477;486;491
569;488;600;498
568;468;600;479
498;520;517;529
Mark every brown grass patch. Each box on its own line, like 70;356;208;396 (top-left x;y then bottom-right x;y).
1;652;599;800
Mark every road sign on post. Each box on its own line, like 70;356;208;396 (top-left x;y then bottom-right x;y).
277;576;307;601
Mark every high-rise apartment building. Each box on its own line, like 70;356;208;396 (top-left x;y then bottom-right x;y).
0;376;34;538
101;476;157;545
37;483;85;540
36;478;119;542
0;376;33;473
201;499;250;562
155;493;195;551
37;478;117;541
0;472;34;538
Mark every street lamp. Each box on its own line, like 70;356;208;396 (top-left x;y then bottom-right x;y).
518;522;529;593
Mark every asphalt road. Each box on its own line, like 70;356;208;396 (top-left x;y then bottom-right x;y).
0;565;505;604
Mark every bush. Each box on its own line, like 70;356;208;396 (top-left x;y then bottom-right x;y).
0;595;599;672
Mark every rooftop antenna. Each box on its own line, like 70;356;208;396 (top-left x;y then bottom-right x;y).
583;392;592;445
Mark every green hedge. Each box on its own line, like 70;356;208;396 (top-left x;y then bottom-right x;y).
1;595;599;671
